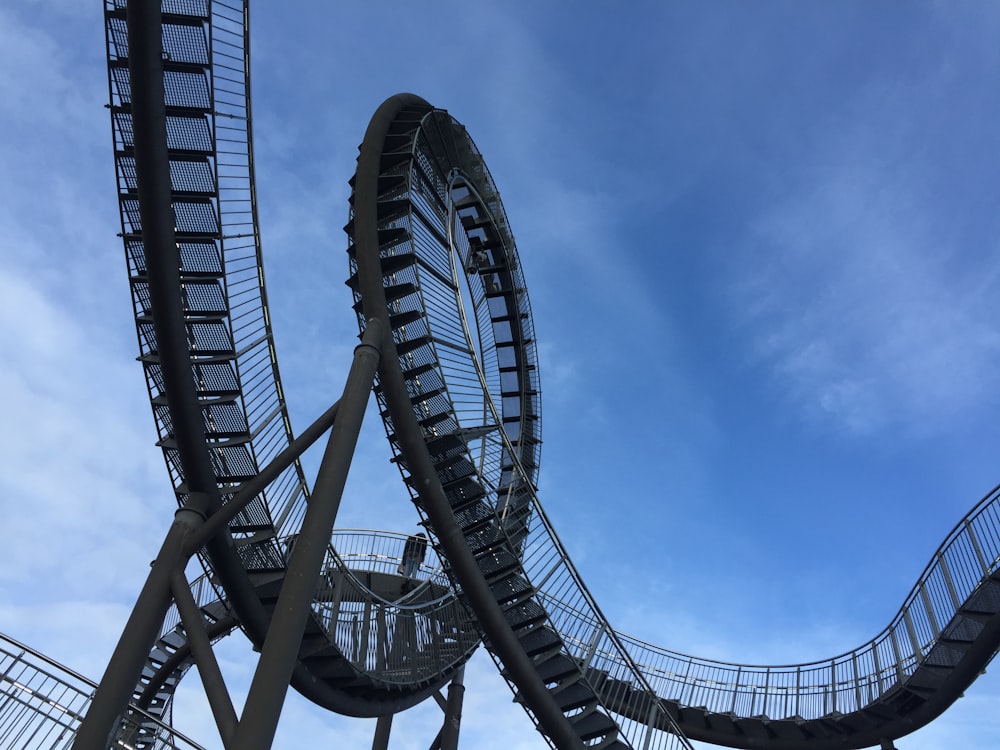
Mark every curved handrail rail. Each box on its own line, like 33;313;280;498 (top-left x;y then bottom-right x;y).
613;481;1000;720
0;632;206;750
142;530;480;719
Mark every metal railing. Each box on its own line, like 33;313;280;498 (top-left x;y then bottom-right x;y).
604;483;1000;721
312;530;481;685
145;530;479;711
0;633;205;750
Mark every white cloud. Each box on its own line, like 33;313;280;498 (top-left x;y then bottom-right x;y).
728;117;1000;437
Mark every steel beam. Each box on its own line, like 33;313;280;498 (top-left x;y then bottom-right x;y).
229;319;383;750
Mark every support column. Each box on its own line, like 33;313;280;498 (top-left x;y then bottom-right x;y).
440;666;465;750
229;319;383;750
372;714;393;750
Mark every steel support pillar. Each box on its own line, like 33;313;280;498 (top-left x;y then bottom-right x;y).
372;714;393;750
73;504;209;749
75;320;380;750
440;666;465;750
229;319;383;750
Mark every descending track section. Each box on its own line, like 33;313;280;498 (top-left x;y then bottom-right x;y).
104;1;476;721
348;93;1000;750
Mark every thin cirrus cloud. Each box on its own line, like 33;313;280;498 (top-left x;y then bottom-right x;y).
724;80;1000;437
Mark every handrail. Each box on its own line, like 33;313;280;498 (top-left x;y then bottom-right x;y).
0;632;206;750
609;482;1000;719
146;529;479;708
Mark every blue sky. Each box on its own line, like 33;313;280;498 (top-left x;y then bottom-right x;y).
1;1;999;748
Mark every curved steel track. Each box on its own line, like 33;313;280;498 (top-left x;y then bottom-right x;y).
104;3;1000;750
103;0;477;724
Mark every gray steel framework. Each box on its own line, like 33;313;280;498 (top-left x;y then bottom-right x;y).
86;2;477;748
92;529;479;748
75;1;1000;749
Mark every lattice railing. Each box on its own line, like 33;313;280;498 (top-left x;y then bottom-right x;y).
0;633;205;750
614;483;1000;719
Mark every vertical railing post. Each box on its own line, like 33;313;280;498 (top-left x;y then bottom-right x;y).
938;554;961;612
903;609;922;660
762;668;770;718
918;585;940;639
795;666;801;718
965;520;989;575
730;666;741;715
890;624;905;680
582;622;607;670
872;640;884;697
851;652;862;711
640;699;659;750
375;604;389;673
359;599;373;666
829;660;837;715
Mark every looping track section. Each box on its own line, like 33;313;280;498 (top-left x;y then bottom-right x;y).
348;93;694;750
347;93;1000;750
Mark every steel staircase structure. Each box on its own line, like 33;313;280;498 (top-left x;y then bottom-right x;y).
119;530;479;749
346;94;1000;750
348;94;692;750
103;0;476;730
86;2;1000;749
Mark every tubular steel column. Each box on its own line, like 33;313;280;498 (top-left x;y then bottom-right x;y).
372;714;392;750
230;319;383;750
440;666;465;750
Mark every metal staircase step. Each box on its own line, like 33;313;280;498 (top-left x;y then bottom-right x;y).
570;708;617;742
454;503;494;534
489;572;534;606
704;711;740;735
199;599;230;622
552;680;598;712
502;600;547;631
465;524;507;555
517;626;562;658
476;548;520;582
963;579;1000;614
529;652;579;685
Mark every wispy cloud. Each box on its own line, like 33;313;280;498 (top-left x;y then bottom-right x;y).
724;71;1000;437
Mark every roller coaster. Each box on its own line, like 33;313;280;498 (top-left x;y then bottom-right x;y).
2;2;997;749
